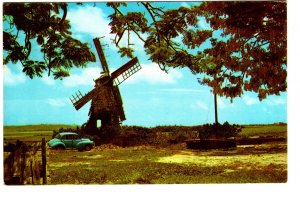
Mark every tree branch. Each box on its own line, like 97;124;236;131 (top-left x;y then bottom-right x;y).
147;2;165;16
25;31;31;59
111;4;124;16
255;41;270;48
48;57;52;77
14;30;19;40
127;24;130;48
116;29;126;46
142;2;161;46
59;4;67;27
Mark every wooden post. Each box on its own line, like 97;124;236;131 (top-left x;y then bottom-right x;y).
8;147;15;183
20;142;27;184
214;93;218;125
30;161;34;184
41;138;47;184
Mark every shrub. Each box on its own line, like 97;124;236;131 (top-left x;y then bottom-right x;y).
198;122;242;140
99;125;121;141
52;126;95;140
113;126;159;147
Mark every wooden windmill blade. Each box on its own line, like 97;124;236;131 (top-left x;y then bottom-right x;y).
110;57;141;121
111;57;142;86
70;86;103;111
93;38;110;74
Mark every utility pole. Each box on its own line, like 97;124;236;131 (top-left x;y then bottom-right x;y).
197;77;219;125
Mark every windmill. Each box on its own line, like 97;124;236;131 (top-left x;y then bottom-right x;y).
70;38;141;135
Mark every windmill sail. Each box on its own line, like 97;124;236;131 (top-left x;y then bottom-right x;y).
70;37;142;133
93;38;110;74
71;87;103;110
111;57;141;86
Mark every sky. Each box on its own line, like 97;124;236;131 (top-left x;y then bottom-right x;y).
2;2;288;127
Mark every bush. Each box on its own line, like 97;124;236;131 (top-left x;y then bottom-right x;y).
198;122;242;140
52;126;82;138
53;123;241;147
112;126;159;147
99;125;121;142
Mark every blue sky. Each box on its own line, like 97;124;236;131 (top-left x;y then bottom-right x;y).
2;2;287;126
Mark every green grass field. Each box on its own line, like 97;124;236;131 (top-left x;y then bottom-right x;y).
3;124;79;142
239;124;287;138
3;124;287;184
3;123;287;142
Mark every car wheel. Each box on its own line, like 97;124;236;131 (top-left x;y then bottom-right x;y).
55;145;65;150
84;145;92;151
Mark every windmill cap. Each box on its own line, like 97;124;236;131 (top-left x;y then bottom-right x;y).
94;74;110;85
100;72;109;78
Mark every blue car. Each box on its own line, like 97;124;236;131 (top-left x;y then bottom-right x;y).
48;132;94;151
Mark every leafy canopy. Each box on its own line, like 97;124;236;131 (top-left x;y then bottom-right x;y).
3;2;96;79
107;1;287;100
3;2;286;100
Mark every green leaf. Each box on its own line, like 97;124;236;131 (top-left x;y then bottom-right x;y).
53;69;70;80
37;35;44;45
118;47;134;58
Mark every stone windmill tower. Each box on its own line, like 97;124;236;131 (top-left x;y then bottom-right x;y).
70;38;141;135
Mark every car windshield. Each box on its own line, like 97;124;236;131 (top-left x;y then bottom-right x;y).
55;134;61;139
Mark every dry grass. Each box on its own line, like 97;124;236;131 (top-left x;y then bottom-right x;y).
3;124;287;184
48;142;287;184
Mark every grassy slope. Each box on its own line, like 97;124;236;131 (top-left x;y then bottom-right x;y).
3;124;79;142
3;124;78;131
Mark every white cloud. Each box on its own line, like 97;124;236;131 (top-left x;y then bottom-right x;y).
241;94;286;107
60;62;182;88
46;98;69;107
3;65;26;85
68;4;145;53
181;2;191;8
149;97;163;105
217;97;234;109
67;5;112;39
63;66;101;87
192;100;208;110
217;97;226;109
263;107;272;115
181;2;201;8
72;33;85;41
42;74;56;85
267;97;286;106
125;63;183;84
243;95;259;105
159;88;205;94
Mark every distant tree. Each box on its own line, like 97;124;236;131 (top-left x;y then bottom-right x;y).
3;2;96;79
107;1;287;100
198;122;242;140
